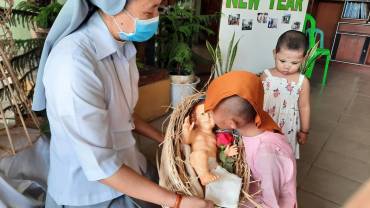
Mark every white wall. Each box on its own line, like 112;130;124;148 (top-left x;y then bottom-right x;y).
218;0;309;73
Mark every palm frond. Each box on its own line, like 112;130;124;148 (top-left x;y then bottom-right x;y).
300;42;320;74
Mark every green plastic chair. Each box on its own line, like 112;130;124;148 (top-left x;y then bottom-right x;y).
305;28;325;48
303;14;331;86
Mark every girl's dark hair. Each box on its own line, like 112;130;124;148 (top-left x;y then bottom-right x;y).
235;97;257;123
276;30;309;55
218;95;257;124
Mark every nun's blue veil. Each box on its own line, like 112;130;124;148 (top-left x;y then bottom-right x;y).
32;0;127;111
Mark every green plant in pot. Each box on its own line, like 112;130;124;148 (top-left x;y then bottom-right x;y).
157;2;216;84
157;2;216;106
17;1;62;37
168;42;194;84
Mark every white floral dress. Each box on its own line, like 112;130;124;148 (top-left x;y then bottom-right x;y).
262;69;304;159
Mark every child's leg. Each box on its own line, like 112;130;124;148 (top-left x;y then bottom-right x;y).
189;151;219;185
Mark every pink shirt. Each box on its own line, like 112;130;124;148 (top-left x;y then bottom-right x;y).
242;131;297;208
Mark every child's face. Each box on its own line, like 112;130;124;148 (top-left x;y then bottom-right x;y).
211;109;228;130
274;47;305;75
211;108;246;131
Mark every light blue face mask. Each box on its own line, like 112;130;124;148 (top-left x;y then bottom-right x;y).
112;11;159;42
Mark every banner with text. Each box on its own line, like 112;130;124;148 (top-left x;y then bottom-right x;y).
219;0;309;73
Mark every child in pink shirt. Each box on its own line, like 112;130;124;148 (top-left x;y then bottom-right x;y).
243;131;296;207
205;71;297;208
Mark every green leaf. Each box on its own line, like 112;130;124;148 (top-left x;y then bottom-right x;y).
219;151;227;163
228;38;241;73
16;1;40;13
300;41;320;74
216;43;223;77
206;40;216;63
225;32;236;74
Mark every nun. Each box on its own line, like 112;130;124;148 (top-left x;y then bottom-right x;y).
32;0;213;207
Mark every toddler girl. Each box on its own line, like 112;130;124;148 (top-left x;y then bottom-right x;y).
262;30;311;159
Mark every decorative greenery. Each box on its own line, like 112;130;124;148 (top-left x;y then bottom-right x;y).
157;2;217;76
16;1;62;29
0;0;42;143
1;38;44;54
220;130;241;173
219;146;237;173
300;41;320;74
11;47;42;75
0;7;37;29
16;1;39;13
0;39;44;102
206;32;240;78
168;42;193;75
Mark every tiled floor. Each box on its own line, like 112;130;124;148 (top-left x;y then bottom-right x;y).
136;62;370;207
298;62;370;207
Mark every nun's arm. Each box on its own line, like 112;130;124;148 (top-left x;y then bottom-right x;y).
99;164;214;208
132;113;164;143
100;164;176;206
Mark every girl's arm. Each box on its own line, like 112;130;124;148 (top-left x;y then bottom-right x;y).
298;77;311;144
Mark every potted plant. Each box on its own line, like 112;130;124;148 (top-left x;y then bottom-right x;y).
206;32;240;78
16;1;62;38
157;2;216;106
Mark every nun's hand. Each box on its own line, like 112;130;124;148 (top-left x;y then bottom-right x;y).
180;196;214;208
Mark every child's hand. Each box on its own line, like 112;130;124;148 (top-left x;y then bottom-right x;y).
224;144;238;157
182;116;194;139
297;131;308;145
